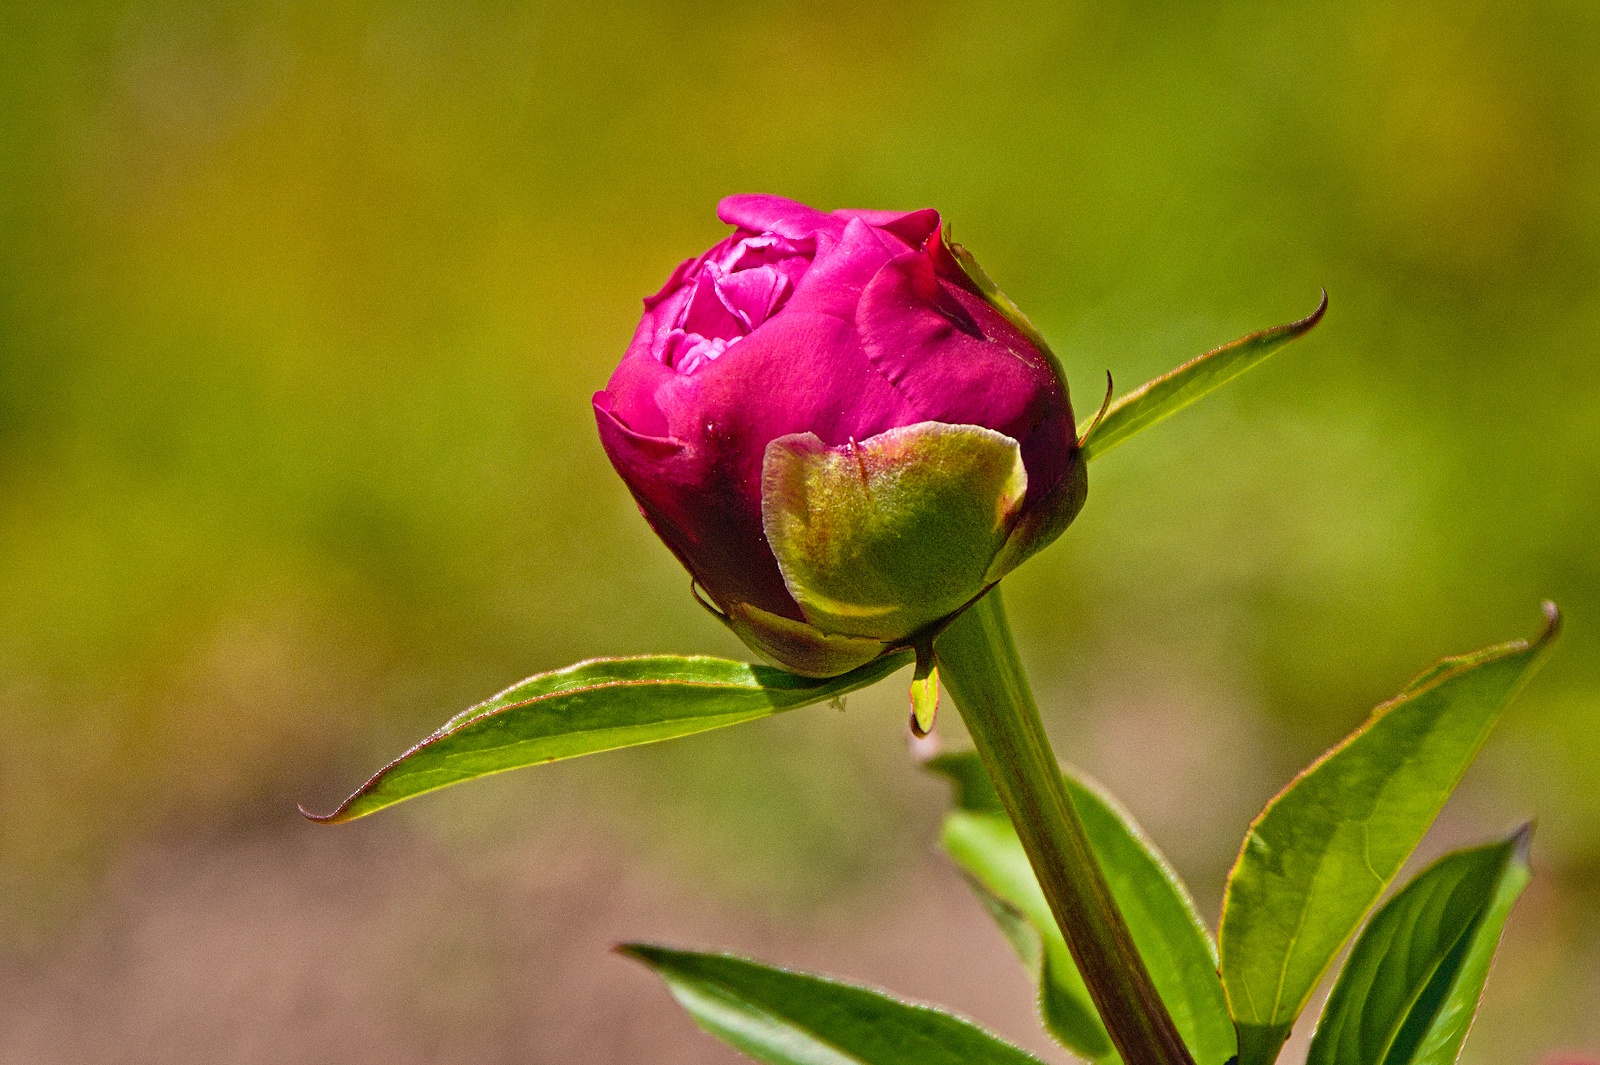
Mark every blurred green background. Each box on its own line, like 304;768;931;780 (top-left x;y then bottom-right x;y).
2;0;1596;1062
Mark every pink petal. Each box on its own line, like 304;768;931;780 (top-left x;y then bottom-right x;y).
680;269;745;340
832;207;941;249
714;264;792;331
718;194;845;240
594;391;804;622
856;250;1077;513
784;218;899;321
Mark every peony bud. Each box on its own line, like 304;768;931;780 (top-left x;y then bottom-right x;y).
594;195;1086;677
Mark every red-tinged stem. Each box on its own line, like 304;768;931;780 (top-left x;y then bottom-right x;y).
936;587;1197;1065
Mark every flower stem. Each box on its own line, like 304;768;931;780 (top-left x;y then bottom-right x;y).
935;588;1197;1065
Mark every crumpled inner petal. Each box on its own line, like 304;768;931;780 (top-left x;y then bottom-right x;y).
657;233;814;373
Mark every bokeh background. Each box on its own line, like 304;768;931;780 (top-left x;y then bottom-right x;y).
2;0;1597;1061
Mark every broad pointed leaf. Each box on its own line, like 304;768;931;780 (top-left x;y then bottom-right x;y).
929;751;1236;1065
1307;826;1532;1065
306;651;910;823
1077;292;1327;462
621;943;1048;1065
1219;606;1559;1065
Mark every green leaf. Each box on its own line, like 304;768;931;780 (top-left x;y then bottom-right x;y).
1306;826;1533;1065
936;809;1107;1062
1077;292;1327;463
304;651;910;824
1383;838;1531;1065
762;421;1026;641
928;752;1237;1065
621;943;1049;1065
1220;605;1559;1065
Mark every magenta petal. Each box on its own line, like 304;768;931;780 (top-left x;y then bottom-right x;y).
602;343;675;437
593;391;682;460
714;264;792;330
644;238;733;310
784;218;900;321
659;309;920;464
724;232;813;271
832;207;941;249
857;251;1077;511
718;194;845;241
594;393;803;621
631;282;693;366
662;331;738;375
682;271;745;340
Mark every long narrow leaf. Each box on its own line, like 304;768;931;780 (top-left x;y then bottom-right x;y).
1078;292;1327;462
1306;826;1532;1065
1219;606;1558;1065
1389;836;1532;1065
305;651;910;823
622;943;1049;1065
929;751;1236;1065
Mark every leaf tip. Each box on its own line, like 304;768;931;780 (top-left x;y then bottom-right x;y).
1297;288;1329;334
1245;287;1329;344
1537;600;1562;645
1511;819;1536;864
297;800;346;825
616;942;678;972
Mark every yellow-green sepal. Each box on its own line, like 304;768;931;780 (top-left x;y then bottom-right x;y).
762;422;1027;642
984;442;1088;582
723;600;891;679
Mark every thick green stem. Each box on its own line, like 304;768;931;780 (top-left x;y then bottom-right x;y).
935;588;1196;1065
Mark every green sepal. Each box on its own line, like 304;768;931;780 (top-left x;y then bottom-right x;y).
943;234;1062;374
762;422;1027;641
724;599;890;679
940;233;1090;580
985;442;1088;582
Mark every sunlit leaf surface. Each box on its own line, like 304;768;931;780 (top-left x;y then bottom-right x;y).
622;943;1049;1065
306;650;910;823
1077;291;1326;462
1220;606;1558;1065
1306;827;1532;1065
929;751;1236;1065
